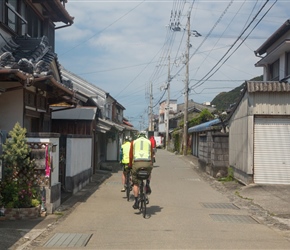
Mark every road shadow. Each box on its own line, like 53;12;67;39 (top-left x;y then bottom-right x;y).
57;171;112;211
146;205;163;216
0;170;112;250
134;205;163;219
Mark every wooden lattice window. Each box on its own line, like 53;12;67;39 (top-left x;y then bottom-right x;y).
37;95;46;110
25;90;36;108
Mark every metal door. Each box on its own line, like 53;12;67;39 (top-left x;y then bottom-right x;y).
254;117;290;184
59;135;67;190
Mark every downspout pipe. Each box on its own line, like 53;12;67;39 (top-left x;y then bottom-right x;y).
55;22;73;30
254;50;264;58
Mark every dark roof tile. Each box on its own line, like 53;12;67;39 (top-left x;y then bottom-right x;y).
0;36;60;77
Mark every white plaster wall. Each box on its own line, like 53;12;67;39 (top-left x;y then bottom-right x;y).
170;102;177;112
106;138;118;161
159;122;165;133
0;90;23;131
66;138;92;176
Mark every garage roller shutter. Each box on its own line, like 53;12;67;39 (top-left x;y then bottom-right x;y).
254;117;290;184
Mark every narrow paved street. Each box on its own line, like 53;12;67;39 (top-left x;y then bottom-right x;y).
25;149;290;249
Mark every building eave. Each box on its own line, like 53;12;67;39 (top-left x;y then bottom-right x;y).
255;40;290;66
226;81;290;123
255;19;290;56
31;0;74;25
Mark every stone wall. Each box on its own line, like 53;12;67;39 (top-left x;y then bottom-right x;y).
2;206;41;220
211;133;229;178
198;131;229;178
198;133;212;164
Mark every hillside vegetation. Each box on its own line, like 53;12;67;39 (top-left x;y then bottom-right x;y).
211;75;263;111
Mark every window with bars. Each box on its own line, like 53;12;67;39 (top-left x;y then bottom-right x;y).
1;1;57;50
37;95;47;111
25;90;36;108
3;0;27;35
2;0;45;37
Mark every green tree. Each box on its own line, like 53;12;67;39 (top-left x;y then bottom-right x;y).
211;75;263;111
188;109;214;128
0;123;39;208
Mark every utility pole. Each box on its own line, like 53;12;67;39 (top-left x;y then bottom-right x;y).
182;15;201;155
170;9;201;155
166;56;170;150
183;15;190;156
148;81;153;131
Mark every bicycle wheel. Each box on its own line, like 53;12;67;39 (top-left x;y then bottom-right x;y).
126;171;130;201
141;193;146;218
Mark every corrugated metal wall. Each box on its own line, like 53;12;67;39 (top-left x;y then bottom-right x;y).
229;93;252;178
251;92;290;115
229;91;290;184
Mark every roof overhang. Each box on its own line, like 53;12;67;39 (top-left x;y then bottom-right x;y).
96;118;113;133
226;81;290;123
121;124;137;131
31;0;74;25
171;107;202;120
246;81;290;92
0;68;77;105
0;68;33;85
51;107;97;120
123;120;133;127
255;40;290;66
96;118;125;133
113;123;125;132
188;119;221;133
255;19;290;56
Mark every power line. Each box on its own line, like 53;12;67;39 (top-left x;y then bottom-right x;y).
192;86;238;94
169;0;234;82
74;61;160;75
59;1;146;56
190;0;276;91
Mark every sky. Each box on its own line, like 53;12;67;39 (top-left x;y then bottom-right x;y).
55;0;289;129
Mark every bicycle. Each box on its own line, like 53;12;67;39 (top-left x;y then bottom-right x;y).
136;168;150;218
124;166;132;201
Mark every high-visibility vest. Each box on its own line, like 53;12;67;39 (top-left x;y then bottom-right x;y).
121;141;131;164
133;137;151;162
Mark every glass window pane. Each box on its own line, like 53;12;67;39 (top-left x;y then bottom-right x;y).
7;0;17;31
20;1;26;35
270;60;279;81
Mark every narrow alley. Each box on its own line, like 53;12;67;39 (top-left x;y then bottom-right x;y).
14;150;290;249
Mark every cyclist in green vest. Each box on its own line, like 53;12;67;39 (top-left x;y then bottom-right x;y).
129;131;154;209
120;136;132;192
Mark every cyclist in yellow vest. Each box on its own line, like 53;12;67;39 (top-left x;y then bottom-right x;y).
120;136;131;192
129;132;153;209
